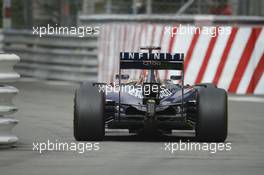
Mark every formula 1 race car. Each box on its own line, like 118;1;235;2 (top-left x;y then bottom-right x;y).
74;47;227;142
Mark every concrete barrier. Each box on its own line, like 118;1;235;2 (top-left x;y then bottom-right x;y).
0;53;20;145
78;14;264;94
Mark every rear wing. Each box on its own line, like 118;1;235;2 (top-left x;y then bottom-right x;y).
120;52;184;70
117;49;185;121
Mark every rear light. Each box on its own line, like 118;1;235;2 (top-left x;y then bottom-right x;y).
146;99;155;116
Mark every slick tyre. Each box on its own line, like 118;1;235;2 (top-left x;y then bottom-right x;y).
197;83;217;88
74;82;105;141
196;86;227;142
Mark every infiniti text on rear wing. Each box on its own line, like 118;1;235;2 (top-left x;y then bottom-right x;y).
120;52;184;70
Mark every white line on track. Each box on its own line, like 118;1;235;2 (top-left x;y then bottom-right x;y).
228;96;264;103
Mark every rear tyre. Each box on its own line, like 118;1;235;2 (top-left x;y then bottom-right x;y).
196;86;227;142
74;82;105;141
197;83;217;88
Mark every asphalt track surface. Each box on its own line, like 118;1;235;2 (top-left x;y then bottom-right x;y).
1;80;264;175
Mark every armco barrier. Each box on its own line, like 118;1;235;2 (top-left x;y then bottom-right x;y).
0;53;20;145
78;15;264;94
3;30;98;82
0;29;3;51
